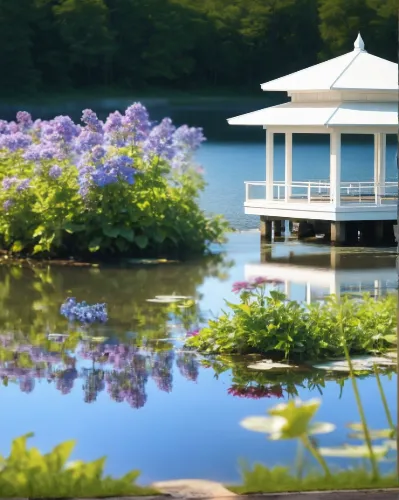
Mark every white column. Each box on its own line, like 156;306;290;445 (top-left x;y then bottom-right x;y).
374;133;386;200
330;131;341;207
285;132;293;202
266;129;274;200
379;133;386;196
284;281;291;299
306;282;312;304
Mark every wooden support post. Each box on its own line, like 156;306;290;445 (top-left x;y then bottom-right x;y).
260;216;272;241
331;222;346;244
274;220;282;237
374;221;384;244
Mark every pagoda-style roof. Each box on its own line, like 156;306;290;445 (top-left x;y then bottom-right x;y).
227;34;398;129
227;101;397;127
261;34;397;92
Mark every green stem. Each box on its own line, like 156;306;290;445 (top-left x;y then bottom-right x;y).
301;434;331;478
295;439;305;480
373;363;395;432
342;341;380;480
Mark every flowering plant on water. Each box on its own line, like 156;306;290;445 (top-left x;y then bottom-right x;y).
60;298;108;325
0;106;227;259
185;279;397;360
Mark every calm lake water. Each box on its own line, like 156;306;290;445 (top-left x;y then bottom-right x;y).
0;100;397;485
0;233;396;484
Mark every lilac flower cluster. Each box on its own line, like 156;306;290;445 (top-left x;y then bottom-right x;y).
0;105;206;204
104;103;151;147
60;297;108;324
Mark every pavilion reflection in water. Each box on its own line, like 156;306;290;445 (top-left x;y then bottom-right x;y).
245;244;396;302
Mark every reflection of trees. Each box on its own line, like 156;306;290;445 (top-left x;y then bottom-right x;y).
0;252;233;337
0;333;201;408
0;252;231;406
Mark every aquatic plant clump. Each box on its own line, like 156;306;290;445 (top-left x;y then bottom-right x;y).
186;280;397;360
0;107;227;259
0;433;157;497
60;298;108;324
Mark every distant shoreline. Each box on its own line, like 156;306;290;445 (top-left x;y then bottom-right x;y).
0;86;285;111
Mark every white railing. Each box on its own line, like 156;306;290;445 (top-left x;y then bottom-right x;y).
245;181;398;205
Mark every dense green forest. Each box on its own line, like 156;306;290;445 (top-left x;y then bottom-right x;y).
0;0;397;95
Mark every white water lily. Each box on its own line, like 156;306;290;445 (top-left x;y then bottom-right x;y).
241;398;335;440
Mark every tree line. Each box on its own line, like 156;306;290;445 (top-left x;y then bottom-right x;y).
0;0;396;95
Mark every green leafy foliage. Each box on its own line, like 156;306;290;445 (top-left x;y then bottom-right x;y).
0;433;157;497
0;148;227;260
186;287;396;360
232;465;398;494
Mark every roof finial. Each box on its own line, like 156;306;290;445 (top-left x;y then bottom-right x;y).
354;32;365;52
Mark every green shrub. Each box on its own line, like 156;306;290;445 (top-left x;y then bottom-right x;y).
0;433;157;497
186;279;396;360
0;107;228;260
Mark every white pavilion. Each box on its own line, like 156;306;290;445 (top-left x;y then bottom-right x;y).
227;34;398;244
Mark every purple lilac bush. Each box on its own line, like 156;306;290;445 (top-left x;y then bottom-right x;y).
0;105;226;258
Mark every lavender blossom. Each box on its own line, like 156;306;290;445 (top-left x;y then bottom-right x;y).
172;125;205;153
2;176;18;190
16;178;30;193
0;132;32;152
3;199;14;210
75;130;103;153
49;165;63;179
60;297;108;324
91;155;136;187
91;145;106;163
143;118;176;161
16;111;33;131
44;115;80;144
123;103;151;143
81;109;103;133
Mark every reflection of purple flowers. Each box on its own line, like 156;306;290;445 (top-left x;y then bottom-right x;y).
232;277;283;293
187;329;200;337
151;350;174;393
0;331;208;409
176;352;199;382
56;367;78;395
60;297;108;324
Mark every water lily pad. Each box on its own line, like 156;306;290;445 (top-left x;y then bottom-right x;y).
156;295;192;300
308;422;336;435
313;356;396;372
347;423;395;440
248;360;298;371
146;298;182;303
319;444;389;459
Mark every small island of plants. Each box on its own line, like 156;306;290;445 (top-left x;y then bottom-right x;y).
0;107;227;260
185;278;396;361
